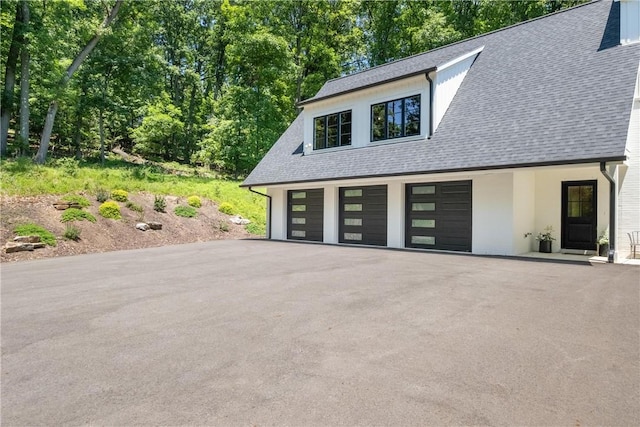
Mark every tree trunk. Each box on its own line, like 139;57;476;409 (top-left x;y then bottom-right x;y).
99;107;105;166
34;0;123;164
34;101;59;164
0;2;23;157
19;0;30;156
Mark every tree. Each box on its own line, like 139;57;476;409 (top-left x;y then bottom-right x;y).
18;0;29;156
0;0;24;157
34;0;123;164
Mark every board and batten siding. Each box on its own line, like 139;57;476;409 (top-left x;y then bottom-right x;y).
616;65;640;259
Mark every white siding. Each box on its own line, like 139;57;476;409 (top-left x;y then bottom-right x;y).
323;185;339;244
619;0;640;45
302;76;430;155
616;66;640;258
387;182;404;248
432;49;481;132
267;187;286;240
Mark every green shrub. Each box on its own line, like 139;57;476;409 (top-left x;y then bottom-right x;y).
54;157;80;177
111;189;128;202
99;201;122;219
125;201;143;213
14;223;57;246
63;225;81;241
154;195;167;212
219;222;229;232
62;194;91;208
245;222;263;235
218;202;235;215
174;205;197;218
96;188;109;203
187;195;202;208
61;208;97;223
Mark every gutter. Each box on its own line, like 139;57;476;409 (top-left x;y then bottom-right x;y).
599;162;616;263
248;187;272;239
425;72;434;138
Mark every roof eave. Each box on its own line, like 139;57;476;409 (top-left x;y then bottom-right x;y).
240;155;627;188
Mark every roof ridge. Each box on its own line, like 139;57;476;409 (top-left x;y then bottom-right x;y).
319;0;601;87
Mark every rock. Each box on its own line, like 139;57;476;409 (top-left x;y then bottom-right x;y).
53;201;81;210
5;242;35;253
229;215;251;225
136;223;150;231
33;243;45;249
13;235;41;243
147;221;162;230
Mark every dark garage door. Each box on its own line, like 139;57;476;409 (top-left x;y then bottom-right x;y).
406;181;472;252
339;185;387;246
287;189;324;242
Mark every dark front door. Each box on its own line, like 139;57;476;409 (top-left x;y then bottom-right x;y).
561;180;597;250
339;185;387;246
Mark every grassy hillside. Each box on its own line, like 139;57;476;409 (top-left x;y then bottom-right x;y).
1;158;266;234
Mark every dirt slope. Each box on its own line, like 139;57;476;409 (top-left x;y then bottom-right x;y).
0;193;257;263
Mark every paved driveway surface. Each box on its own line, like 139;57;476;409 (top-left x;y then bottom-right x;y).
1;240;639;425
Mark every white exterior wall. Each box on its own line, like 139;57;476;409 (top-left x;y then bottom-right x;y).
512;171;536;254
302;75;430;156
263;164;631;260
616;66;640;259
267;187;286;240
432;48;482;132
472;173;515;255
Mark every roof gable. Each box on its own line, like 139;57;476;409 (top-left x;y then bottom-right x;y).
243;0;640;187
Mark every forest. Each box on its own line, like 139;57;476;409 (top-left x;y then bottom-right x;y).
1;0;585;177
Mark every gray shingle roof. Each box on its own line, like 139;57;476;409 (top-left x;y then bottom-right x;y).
243;0;640;187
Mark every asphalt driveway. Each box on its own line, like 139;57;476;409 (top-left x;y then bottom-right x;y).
1;240;639;425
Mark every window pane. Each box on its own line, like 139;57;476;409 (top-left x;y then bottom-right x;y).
412;202;435;211
412;235;435;245
291;230;306;237
292;204;306;212
344;203;362;211
340;111;351;147
372;104;385;141
340;111;351;124
568;201;581;217
291;191;306;199
580;185;593;202
568;186;580;202
412;185;435;195
387;100;403;138
405;95;420;136
344;233;362;241
292;217;306;224
327;114;338;148
344;189;362;197
314;117;325;150
344;218;362;226
412;219;435;228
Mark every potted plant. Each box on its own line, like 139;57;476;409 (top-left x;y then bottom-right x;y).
597;232;609;257
536;226;555;253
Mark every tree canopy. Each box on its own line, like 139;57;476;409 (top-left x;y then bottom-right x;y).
0;0;586;175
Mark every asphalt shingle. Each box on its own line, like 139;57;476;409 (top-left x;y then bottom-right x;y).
243;0;639;187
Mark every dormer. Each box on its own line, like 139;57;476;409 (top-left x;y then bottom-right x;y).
298;46;484;156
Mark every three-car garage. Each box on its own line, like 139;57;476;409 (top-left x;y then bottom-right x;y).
286;180;472;252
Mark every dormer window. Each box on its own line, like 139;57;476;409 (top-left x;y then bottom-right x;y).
371;95;420;142
314;110;352;150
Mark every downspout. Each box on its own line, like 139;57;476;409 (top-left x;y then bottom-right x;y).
599;162;616;263
248;187;272;239
425;72;434;139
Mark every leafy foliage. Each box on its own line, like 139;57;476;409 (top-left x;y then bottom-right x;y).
187;195;201;208
14;223;56;246
174;205;197;218
218;202;235;215
63;224;81;241
99;201;122;219
153;194;167;212
62;194;91;208
125;201;143;213
111;189;128;202
61;208;97;223
96;188;109;203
